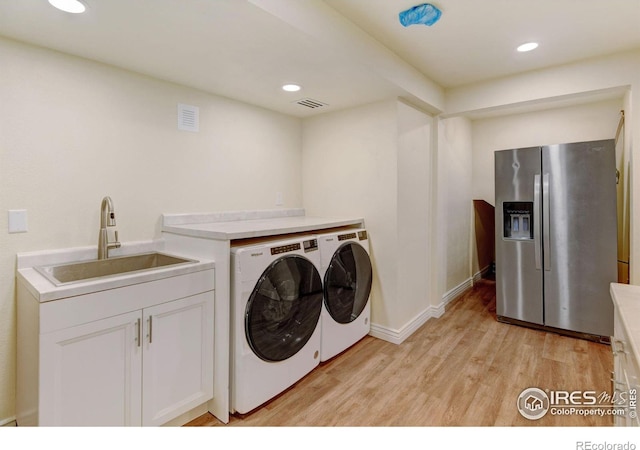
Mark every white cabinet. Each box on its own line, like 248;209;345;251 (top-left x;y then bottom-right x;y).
40;311;143;426
142;293;213;426
17;268;215;427
610;283;640;427
612;306;640;427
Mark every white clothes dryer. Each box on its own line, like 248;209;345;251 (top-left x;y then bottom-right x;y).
316;228;372;362
230;235;323;414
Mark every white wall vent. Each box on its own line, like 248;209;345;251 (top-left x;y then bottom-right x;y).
178;103;199;132
294;98;328;109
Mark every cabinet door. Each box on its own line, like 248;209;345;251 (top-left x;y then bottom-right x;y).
142;292;214;426
40;310;142;426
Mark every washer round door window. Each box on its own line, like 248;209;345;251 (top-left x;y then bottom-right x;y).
245;255;323;362
324;242;372;324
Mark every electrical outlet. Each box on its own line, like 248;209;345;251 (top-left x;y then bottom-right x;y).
275;192;283;206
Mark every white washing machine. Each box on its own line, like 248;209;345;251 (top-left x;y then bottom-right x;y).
230;235;323;414
316;228;372;362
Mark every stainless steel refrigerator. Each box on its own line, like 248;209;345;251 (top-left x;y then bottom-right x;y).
494;139;617;340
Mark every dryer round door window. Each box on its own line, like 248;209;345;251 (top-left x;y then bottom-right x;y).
324;242;372;324
245;255;323;362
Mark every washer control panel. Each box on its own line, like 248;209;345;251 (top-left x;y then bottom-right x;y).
303;239;318;253
270;243;301;255
338;232;357;241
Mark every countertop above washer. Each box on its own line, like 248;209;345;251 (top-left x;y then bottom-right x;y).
162;209;364;240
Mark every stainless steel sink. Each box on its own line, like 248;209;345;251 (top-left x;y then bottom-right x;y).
34;252;198;286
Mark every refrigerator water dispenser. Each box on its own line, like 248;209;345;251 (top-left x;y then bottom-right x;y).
503;202;533;240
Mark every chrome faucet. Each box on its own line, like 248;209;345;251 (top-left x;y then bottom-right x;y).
98;196;121;259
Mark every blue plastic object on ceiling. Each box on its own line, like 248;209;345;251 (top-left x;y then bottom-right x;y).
399;3;442;27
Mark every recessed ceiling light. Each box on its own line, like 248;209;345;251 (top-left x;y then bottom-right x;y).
517;42;539;52
282;84;301;92
48;0;86;14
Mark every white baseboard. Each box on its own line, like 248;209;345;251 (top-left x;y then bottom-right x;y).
473;265;491;283
1;405;205;427
369;277;473;345
444;277;474;307
369;306;434;345
162;403;208;427
1;416;16;426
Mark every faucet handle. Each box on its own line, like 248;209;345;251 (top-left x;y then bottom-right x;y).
110;230;121;250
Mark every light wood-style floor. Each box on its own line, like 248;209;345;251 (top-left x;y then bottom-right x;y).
187;278;613;426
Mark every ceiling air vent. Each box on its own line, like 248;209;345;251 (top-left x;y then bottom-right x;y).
178;103;199;132
294;98;328;109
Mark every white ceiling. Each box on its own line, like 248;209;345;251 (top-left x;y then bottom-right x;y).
325;0;640;88
1;0;639;117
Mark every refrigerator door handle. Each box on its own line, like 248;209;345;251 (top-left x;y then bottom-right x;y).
543;173;551;271
534;174;542;270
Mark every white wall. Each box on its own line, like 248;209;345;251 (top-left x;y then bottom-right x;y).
396;101;432;326
437;117;473;292
445;50;638;117
471;99;623;206
446;50;640;282
0;37;303;423
302;99;437;337
302;100;399;327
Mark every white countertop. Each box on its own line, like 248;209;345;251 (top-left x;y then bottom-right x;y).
17;240;215;303
610;283;640;366
161;212;364;240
